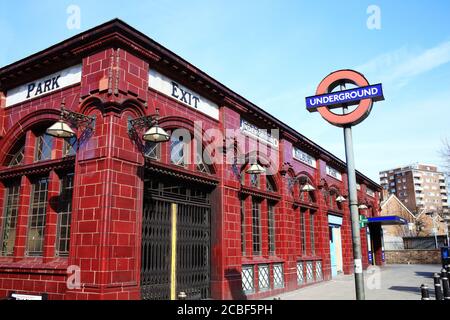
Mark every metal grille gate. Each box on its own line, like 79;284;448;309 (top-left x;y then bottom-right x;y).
141;179;211;300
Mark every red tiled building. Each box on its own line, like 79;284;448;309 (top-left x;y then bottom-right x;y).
0;20;384;300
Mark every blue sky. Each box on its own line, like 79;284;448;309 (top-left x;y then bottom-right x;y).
1;0;449;181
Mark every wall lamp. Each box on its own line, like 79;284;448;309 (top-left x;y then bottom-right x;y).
358;204;369;210
336;195;347;203
288;176;316;193
246;162;266;175
46;102;96;139
128;109;170;143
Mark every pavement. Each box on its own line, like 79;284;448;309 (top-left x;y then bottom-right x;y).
268;264;442;300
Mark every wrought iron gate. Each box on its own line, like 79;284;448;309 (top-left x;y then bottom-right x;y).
141;179;211;300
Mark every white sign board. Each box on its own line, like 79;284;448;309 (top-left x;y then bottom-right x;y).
11;293;44;300
326;165;342;181
149;69;219;120
293;147;316;168
366;188;375;197
6;64;82;107
328;214;343;226
240;119;279;148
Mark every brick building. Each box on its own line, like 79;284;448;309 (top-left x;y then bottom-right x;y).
0;19;384;300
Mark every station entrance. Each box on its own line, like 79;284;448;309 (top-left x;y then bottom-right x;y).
140;175;213;300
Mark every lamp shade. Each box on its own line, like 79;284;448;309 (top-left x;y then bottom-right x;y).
358;204;368;210
46;121;76;138
246;163;266;175
301;184;316;192
143;125;170;143
336;195;347;203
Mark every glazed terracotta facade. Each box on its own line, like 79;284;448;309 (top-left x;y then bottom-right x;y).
0;20;383;300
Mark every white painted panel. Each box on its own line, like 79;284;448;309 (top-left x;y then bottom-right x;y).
293;147;316;168
6;64;82;107
149;69;219;120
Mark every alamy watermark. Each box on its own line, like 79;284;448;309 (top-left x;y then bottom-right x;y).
366;265;382;290
67;265;81;290
66;5;81;30
367;5;381;30
163;121;281;176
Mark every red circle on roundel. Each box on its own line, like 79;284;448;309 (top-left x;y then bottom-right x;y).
315;70;373;127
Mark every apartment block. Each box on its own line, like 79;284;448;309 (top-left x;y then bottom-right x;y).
379;163;449;215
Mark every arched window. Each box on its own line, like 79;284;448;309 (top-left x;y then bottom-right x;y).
63;136;78;157
144;141;160;160
266;177;276;193
298;176;316;204
196;148;213;175
328;187;343;211
170;134;187;166
5;138;25;167
0;124;75;258
35;132;53;162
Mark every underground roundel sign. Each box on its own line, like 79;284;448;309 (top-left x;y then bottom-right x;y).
305;70;384;127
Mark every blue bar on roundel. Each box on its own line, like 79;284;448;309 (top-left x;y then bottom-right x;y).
305;83;384;112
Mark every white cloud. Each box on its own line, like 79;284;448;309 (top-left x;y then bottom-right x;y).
356;40;450;89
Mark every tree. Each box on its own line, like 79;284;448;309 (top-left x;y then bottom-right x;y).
441;138;450;174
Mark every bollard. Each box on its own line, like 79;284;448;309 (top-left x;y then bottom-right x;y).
434;273;444;300
441;268;448;279
442;277;450;300
421;284;430;300
178;292;187;300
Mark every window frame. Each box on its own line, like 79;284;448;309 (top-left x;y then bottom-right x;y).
26;176;50;257
310;211;316;256
300;208;307;255
268;203;276;256
56;172;74;257
252;199;262;256
34;133;54;162
0;180;21;256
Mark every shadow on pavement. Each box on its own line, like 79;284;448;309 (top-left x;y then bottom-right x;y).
388;286;422;295
414;271;435;278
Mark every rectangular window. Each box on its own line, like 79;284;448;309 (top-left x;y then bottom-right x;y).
310;212;315;256
56;173;74;256
296;262;304;285
268;204;276;256
241;198;246;256
26;177;49;256
252;200;261;256
258;265;270;291
300;208;307;255
35;133;53;162
242;265;254;293
273;264;285;289
0;181;21;256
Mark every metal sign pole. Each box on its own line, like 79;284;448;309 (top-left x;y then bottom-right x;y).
343;124;366;300
306;70;384;300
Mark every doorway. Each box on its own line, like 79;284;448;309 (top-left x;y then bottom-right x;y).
140;178;212;300
328;214;344;278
